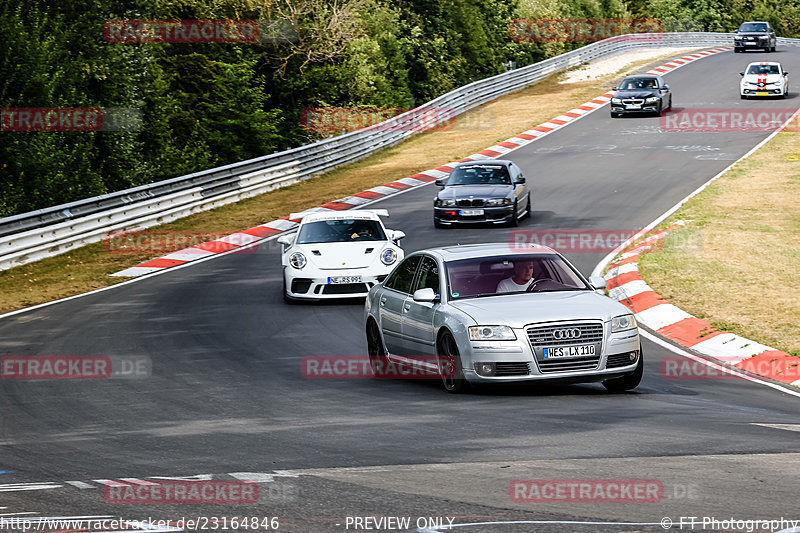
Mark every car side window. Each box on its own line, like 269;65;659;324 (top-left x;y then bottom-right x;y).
413;257;440;295
384;256;421;294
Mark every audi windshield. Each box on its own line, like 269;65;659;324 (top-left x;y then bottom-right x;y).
445;254;590;300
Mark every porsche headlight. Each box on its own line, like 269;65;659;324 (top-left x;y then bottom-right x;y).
380;248;397;265
611;314;637;332
485;198;511;206
645;97;659;103
611;97;622;104
435;198;457;207
289;252;306;269
469;325;516;341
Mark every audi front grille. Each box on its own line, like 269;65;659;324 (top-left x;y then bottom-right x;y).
526;322;604;347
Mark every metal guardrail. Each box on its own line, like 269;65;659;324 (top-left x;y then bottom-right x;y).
2;32;797;271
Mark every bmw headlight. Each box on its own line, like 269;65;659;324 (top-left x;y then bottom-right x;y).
611;314;637;332
435;198;457;207
380;248;397;265
289;252;306;269
485;198;511;206
645;97;659;103
469;325;516;341
611;97;622;103
734;36;742;40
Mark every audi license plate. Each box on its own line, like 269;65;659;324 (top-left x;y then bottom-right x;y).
328;275;362;284
459;209;484;216
625;104;641;110
542;345;595;358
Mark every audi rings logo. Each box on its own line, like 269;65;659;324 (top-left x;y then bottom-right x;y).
553;328;582;340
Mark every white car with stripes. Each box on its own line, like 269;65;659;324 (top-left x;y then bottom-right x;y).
277;210;405;301
740;62;788;98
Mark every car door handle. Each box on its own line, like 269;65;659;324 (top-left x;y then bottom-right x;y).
403;303;411;312
380;297;387;306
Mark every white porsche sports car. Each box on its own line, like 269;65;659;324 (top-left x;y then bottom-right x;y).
277;210;405;301
740;62;789;98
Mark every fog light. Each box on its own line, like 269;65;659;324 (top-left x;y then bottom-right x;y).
474;362;496;376
629;351;639;361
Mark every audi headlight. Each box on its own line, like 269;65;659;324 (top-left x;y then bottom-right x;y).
469;325;516;341
289;252;306;269
485;198;511;206
435;198;457;207
645;97;659;103
611;97;622;103
380;248;397;265
611;314;637;332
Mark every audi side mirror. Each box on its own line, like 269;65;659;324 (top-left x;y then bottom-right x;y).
435;178;447;187
412;288;438;303
612;86;619;91
740;72;745;77
588;275;607;291
515;177;526;184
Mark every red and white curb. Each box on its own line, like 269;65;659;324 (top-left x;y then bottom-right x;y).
604;225;800;387
111;47;729;278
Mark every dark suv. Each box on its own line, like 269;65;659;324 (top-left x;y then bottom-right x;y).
734;21;777;52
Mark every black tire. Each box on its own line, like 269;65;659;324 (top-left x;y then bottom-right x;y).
740;94;747;100
783;88;788;99
655;102;664;117
523;192;532;220
282;277;297;304
610;111;619;118
434;218;444;228
507;200;519;227
668;96;672;110
438;332;469;393
367;320;389;377
770;46;776;52
603;350;644;392
734;48;740;53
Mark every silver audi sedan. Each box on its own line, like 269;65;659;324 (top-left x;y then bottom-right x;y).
364;243;642;393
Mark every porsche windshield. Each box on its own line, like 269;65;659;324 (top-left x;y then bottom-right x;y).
445;254;589;300
297;219;386;244
446;165;511;185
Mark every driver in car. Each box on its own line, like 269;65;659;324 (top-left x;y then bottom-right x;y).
496;260;535;293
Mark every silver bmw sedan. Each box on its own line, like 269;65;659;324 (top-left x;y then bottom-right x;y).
364;243;642;393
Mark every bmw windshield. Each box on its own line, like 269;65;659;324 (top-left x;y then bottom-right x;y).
445;164;511;185
297;219;387;244
445;254;590;300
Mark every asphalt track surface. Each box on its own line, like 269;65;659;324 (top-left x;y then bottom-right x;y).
2;48;800;533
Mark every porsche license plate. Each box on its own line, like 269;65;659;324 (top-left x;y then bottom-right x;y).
328;276;362;284
542;345;596;359
459;209;484;216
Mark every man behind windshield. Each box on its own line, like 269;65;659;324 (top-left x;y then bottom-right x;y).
496;260;535;293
